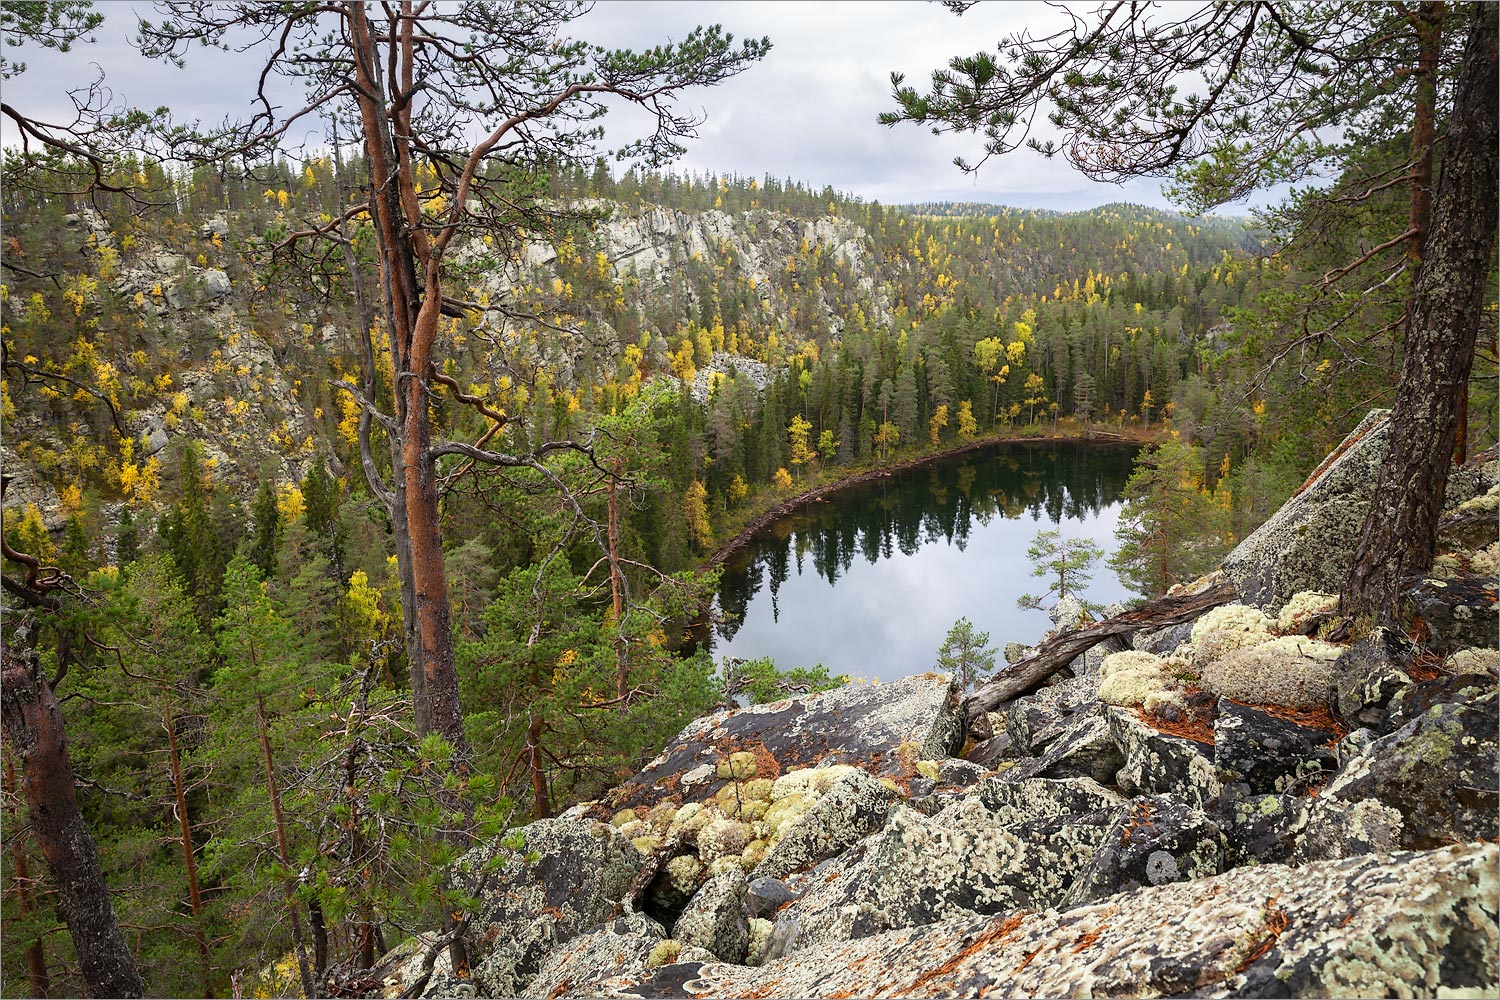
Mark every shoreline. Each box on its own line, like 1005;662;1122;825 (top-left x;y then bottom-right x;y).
702;427;1156;570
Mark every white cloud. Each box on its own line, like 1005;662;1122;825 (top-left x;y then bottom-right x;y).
2;2;1223;211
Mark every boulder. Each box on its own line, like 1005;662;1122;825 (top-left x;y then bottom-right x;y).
1133;619;1195;655
745;877;799;919
598;673;961;816
1213;700;1338;795
1386;671;1497;732
1222;791;1309;867
975;776;1123;827
936;758;987;787
518;913;663;1000
1320;690;1499;848
450;818;643;997
962;730;1016;767
1296;796;1406;864
1405;572;1499;655
1330;627;1415;730
1005;676;1096;754
202;268;232;299
752;769;896;880
550;844;1500;999
1106;707;1221;811
672;868;750;963
1221;411;1391;610
1064;794;1226;905
1000;713;1122;785
864;800;1108;933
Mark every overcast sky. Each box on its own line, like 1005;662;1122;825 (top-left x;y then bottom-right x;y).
3;1;1251;212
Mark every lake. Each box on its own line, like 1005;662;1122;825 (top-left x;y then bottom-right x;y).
707;442;1139;682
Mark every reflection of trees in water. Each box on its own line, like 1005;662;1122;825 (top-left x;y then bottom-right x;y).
713;444;1135;644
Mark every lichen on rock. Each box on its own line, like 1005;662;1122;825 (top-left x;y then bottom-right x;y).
1199;635;1343;708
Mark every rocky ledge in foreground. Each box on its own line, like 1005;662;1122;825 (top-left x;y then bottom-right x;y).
380;416;1498;999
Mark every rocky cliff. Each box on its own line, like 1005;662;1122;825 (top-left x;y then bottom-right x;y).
368;417;1499;999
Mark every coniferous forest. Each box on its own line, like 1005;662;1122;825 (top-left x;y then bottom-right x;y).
2;3;1495;997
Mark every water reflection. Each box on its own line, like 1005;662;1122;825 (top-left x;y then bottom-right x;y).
710;443;1137;681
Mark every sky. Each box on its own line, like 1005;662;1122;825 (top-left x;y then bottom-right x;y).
3;1;1245;213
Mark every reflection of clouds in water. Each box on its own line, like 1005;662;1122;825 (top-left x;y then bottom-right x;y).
714;445;1138;681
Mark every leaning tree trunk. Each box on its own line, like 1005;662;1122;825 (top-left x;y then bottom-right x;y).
1;648;144;999
1343;1;1498;622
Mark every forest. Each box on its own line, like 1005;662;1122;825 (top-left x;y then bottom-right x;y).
1;2;1494;997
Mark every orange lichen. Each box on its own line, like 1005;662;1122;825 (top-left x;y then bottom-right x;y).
899;913;1026;994
1242;701;1347;742
1071;928;1103;953
1235;899;1289;972
1135;706;1215;745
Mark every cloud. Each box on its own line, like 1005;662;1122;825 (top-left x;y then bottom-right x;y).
2;2;1208;211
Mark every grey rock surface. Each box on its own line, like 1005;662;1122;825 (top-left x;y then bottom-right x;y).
539;844;1500;998
450;817;643;997
672;869;750;963
753;769;896;880
1321;689;1499;848
1221;411;1389;610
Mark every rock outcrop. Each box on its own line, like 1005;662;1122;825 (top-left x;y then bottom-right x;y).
389;419;1498;999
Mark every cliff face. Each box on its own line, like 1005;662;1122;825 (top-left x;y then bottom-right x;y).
2;201;888;534
370;424;1500;1000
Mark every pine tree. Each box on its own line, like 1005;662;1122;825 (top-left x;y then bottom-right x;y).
935;616;997;692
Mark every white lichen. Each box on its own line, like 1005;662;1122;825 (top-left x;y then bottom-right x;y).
1200;635;1343;708
1191;604;1276;666
1275;591;1338;635
1097;650;1195;708
697;818;752;862
1446;647;1500;676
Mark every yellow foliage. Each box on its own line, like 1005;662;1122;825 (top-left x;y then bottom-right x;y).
277;485;305;521
773;467;793;491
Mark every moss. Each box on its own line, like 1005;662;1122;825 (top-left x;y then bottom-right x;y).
646;939;682;969
1191;604;1275;666
1468;542;1499;578
763;793;814;834
646;803;679;830
610;808;640;828
632;835;662;853
916;759;941;781
1098;651;1194;708
740;778;776;802
810;764;860;794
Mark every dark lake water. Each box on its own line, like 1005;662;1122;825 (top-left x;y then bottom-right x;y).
707;442;1139;682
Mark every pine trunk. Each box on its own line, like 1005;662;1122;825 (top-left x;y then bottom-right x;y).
4;749;51;997
1;648;144;999
163;705;213;997
1343;3;1499;621
255;694;314;1000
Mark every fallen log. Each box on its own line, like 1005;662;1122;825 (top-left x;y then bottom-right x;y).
966;579;1236;715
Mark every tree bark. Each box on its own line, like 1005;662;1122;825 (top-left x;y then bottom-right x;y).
255;693;314;1000
1;647;144;999
163;703;213;997
965;580;1235;715
608;457;629;705
4;747;51;998
1343;2;1498;622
